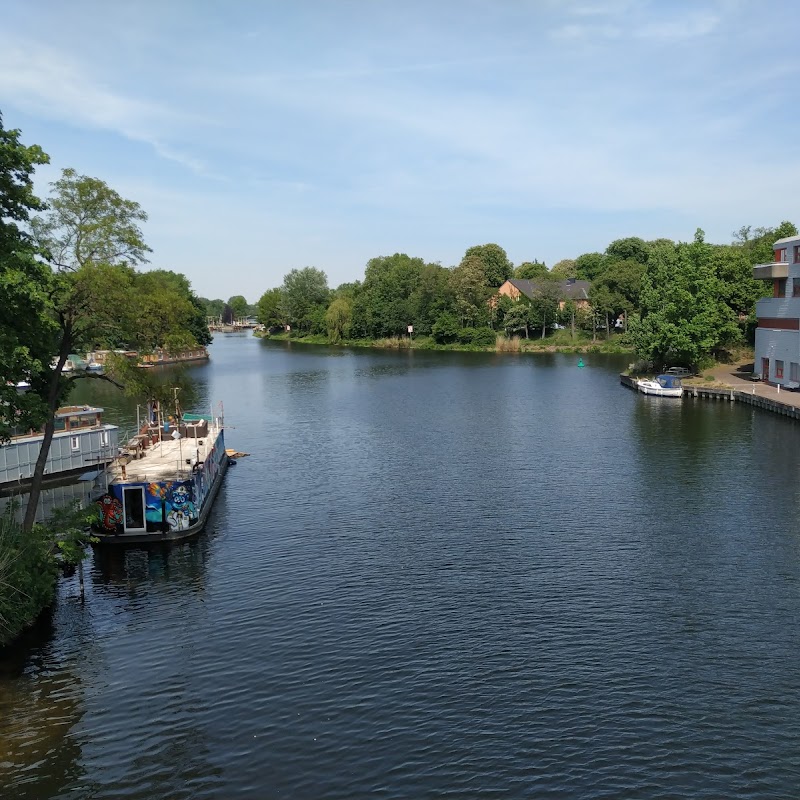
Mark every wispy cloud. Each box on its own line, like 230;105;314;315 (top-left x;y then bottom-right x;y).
0;37;212;175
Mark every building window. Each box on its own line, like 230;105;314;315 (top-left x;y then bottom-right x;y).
791;362;799;383
793;281;800;297
776;360;784;379
794;246;800;263
70;436;80;451
775;278;787;297
776;248;787;262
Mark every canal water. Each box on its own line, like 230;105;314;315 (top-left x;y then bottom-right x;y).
2;335;800;798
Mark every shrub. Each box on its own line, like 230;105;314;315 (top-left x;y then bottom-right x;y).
0;511;58;647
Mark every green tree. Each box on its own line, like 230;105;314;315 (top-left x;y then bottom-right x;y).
0;113;53;443
281;267;329;332
462;243;513;287
256;288;283;328
351;254;424;338
201;297;226;320
514;260;548;280
549;259;577;279
450;254;490;327
227;295;249;320
605;237;650;265
575;252;607;281
629;230;740;368
325;296;353;342
502;302;532;338
529;279;563;339
431;311;460;343
733;221;798;265
409;263;454;335
22;170;155;531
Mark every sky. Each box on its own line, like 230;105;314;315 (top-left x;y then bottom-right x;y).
2;0;799;301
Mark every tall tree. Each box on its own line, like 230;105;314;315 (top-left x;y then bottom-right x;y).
227;295;249;320
575;252;607;281
450;254;490;327
549;259;577;279
281;267;329;331
23;170;152;531
256;288;283;328
0;113;52;442
462;243;513;287
514;260;548;280
629;230;739;368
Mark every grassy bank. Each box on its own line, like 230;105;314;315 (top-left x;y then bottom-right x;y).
256;330;633;355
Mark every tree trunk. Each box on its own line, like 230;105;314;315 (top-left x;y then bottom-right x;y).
571;310;575;340
541;317;546;339
23;330;71;533
524;323;529;339
592;313;597;342
606;312;610;339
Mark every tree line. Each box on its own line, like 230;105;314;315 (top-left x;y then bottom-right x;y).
1;112;209;532
245;224;795;363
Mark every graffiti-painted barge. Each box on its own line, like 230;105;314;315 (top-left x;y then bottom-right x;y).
95;408;228;544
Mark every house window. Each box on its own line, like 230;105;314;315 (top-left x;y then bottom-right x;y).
776;360;784;379
775;278;787;297
794;246;800;263
793;281;800;297
776;248;787;262
70;436;80;451
791;362;799;383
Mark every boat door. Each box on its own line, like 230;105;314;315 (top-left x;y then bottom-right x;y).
762;357;770;381
122;486;147;533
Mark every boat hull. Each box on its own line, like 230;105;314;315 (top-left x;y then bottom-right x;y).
637;381;683;398
93;453;229;545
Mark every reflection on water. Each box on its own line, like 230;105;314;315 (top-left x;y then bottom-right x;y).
3;338;800;798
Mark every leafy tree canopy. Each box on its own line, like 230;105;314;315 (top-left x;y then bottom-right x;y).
462;243;513;287
514;260;548;280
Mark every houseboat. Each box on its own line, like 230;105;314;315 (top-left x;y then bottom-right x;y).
0;406;119;493
94;405;228;544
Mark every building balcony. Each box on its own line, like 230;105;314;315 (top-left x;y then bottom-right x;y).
753;262;789;280
755;296;800;319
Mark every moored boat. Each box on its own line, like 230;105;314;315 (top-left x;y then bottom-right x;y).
93;406;229;544
0;406;119;493
636;374;683;398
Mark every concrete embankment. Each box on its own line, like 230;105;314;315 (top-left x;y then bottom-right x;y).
620;374;800;421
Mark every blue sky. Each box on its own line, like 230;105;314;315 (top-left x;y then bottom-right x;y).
2;0;798;300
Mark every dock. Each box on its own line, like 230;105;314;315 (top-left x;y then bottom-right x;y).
620;373;800;421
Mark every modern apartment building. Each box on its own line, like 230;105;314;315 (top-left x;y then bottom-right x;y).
753;235;800;386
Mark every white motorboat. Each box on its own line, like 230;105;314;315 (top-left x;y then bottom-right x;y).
637;374;683;398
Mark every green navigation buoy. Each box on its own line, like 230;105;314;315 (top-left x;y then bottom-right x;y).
577;358;585;368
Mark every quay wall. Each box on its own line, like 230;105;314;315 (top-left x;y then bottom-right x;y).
619;374;800;421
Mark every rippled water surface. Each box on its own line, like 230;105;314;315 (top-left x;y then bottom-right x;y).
3;335;800;798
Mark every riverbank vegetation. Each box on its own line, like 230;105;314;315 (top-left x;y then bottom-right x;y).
1;112;209;641
1;111;209;532
230;223;795;365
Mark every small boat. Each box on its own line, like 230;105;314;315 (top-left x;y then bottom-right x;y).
85;362;104;372
637;374;683;398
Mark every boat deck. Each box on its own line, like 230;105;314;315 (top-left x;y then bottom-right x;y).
110;428;221;484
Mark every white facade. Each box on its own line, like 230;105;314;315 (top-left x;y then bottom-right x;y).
753;235;800;386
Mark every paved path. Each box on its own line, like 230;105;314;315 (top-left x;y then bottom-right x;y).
706;361;800;409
